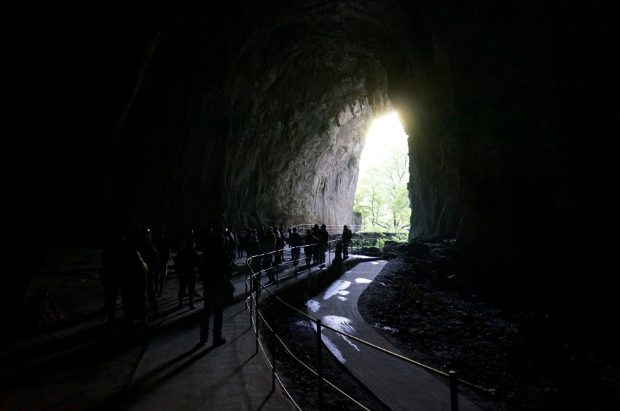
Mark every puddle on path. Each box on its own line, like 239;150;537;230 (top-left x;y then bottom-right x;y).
306;300;320;312
355;278;372;283
311;321;346;363
322;315;360;351
337;296;347;301
323;280;351;300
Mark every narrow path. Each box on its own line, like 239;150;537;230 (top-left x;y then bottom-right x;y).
123;250;372;410
305;261;481;411
123;298;294;411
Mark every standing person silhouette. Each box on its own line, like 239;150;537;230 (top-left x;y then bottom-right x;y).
304;229;318;267
136;232;159;317
152;228;171;297
289;227;302;264
342;225;352;259
199;235;234;347
262;227;276;284
174;239;201;310
318;224;329;264
311;224;320;264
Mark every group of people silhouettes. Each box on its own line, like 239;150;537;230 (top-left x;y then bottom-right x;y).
100;223;354;347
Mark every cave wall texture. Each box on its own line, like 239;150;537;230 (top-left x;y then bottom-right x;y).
3;0;619;331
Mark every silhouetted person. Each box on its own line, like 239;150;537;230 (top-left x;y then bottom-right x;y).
100;234;126;324
311;224;320;264
289;227;301;265
247;230;263;289
174;239;200;309
262;227;276;283
304;229;317;267
178;229;195;252
257;226;265;243
199;235;234;347
152;227;171;296
136;233;159;317
277;226;285;260
318;224;329;264
121;246;149;327
342;225;352;259
227;226;237;261
236;228;246;259
333;238;343;264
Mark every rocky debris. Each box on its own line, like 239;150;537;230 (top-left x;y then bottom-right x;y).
358;241;620;411
359;246;381;256
403;241;431;258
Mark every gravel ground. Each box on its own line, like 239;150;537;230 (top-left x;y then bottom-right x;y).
357;241;620;411
268;240;620;411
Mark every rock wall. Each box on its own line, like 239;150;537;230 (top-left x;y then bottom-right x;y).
97;0;399;238
4;0;618;323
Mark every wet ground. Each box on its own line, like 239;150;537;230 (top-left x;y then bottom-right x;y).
272;241;620;410
272;314;392;411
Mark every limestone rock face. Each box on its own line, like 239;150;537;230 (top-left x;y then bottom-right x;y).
99;0;401;236
5;0;618;319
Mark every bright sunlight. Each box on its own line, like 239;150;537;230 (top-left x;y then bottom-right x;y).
354;112;410;232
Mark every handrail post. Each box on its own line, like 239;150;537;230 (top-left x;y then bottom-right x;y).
255;285;260;355
317;318;323;410
449;370;459;411
271;328;276;392
249;272;253;329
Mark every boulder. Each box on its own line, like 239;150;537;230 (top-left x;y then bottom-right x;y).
404;242;431;258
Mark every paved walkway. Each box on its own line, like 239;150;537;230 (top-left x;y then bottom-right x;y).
305;261;481;411
124;297;295;410
123;250;370;410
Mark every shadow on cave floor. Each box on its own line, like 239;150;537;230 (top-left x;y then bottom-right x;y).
0;246;368;410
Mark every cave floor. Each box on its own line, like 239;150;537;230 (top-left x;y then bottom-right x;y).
0;247;370;410
303;260;480;411
357;243;620;411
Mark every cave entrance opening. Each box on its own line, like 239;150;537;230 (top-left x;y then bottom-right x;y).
353;112;410;235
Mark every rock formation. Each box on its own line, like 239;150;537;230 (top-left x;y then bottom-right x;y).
4;0;618;327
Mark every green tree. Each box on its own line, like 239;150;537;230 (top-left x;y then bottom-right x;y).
354;145;410;232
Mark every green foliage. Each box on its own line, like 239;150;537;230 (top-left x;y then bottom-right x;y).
354;145;411;232
392;233;408;243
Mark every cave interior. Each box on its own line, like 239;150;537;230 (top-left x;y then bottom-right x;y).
3;0;619;349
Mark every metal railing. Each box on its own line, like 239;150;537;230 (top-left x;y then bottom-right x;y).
243;237;495;411
290;224;363;233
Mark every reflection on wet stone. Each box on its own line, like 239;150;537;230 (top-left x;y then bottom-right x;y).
323;280;351;300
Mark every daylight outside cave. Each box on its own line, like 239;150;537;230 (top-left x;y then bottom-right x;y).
353;112;410;234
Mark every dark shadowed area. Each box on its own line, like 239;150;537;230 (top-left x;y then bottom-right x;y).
2;0;619;407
